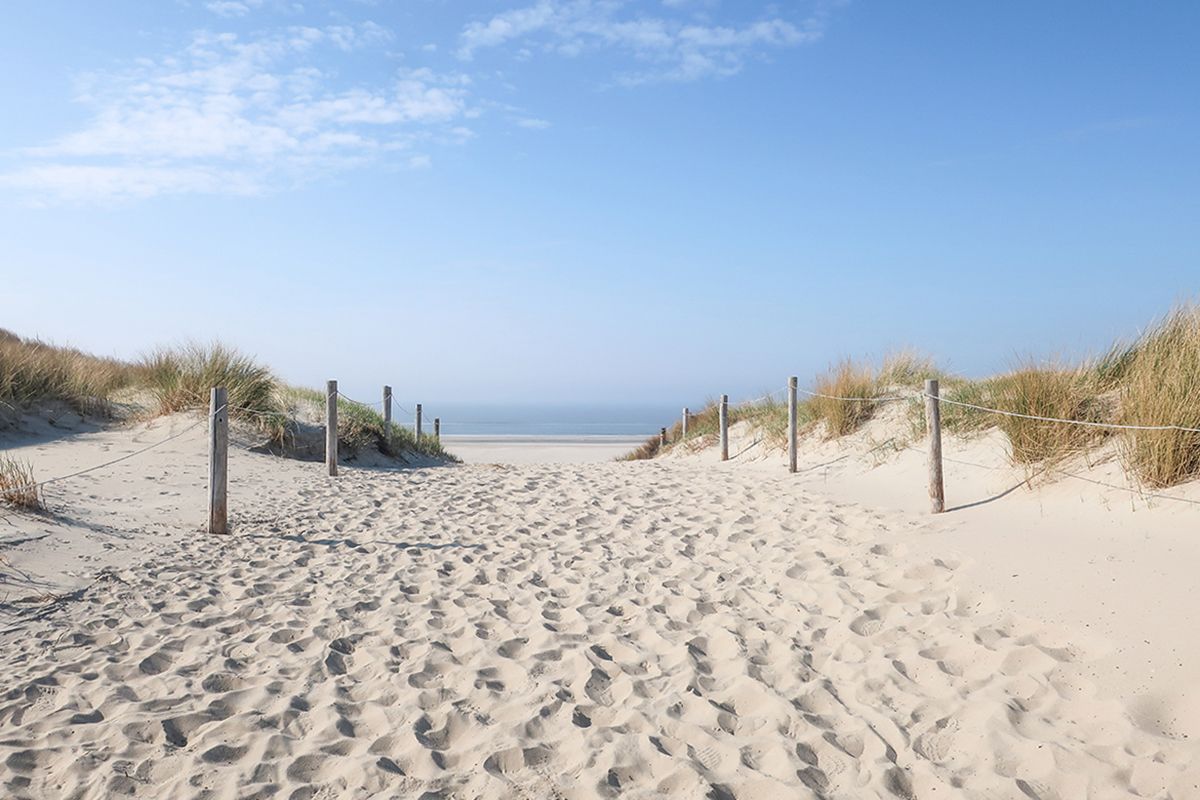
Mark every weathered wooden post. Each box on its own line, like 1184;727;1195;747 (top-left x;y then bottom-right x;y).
383;385;392;437
434;418;441;443
682;408;689;440
660;427;668;446
925;379;945;513
326;380;338;477
788;376;798;474
719;394;729;461
208;386;228;535
415;403;423;441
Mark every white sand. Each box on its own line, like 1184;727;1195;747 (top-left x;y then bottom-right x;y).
1;409;1198;799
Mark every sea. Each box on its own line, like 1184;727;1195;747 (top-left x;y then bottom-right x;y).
422;403;680;464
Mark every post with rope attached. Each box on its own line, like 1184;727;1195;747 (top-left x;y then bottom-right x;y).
415;403;423;441
434;418;441;443
383;385;392;437
788;376;798;473
207;386;228;535
719;394;729;461
682;408;689;440
660;427;668;447
326;380;338;477
925;378;945;513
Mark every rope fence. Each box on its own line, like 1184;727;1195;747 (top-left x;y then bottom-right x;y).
2;380;444;534
668;375;1200;513
4;405;224;497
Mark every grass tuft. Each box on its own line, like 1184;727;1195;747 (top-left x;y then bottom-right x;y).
1118;305;1200;487
141;343;288;441
809;360;881;438
0;456;44;511
281;386;453;460
986;364;1108;465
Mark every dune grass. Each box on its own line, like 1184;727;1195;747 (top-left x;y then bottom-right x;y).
808;353;938;439
808;360;881;438
2;329;453;463
986;365;1109;465
1118;306;1200;487
282;386;452;460
0;456;43;511
141;344;290;442
0;329;138;415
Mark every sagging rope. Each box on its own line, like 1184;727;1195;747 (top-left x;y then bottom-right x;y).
3;405;225;496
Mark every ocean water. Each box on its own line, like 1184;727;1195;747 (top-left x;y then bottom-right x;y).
412;403;679;437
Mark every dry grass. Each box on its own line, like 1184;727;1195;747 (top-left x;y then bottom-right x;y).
620;435;664;461
986;364;1109;465
0;456;44;511
0;329;138;415
282;386;453;460
1118;306;1200;487
141;344;288;441
877;351;940;388
809;360;881;438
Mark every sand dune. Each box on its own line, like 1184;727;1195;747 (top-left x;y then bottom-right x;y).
1;412;1198;798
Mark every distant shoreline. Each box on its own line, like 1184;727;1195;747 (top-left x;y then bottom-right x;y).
441;434;648;445
440;434;646;464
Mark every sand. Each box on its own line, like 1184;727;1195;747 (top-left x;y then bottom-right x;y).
2;408;1199;799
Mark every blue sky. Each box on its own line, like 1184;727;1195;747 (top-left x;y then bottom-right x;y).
1;1;1197;406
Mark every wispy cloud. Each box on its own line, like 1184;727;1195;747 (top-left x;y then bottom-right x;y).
1;24;471;203
457;0;832;84
204;0;264;18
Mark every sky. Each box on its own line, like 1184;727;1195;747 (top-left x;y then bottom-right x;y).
1;0;1198;407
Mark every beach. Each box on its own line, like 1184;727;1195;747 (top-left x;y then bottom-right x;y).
442;435;647;464
2;410;1198;799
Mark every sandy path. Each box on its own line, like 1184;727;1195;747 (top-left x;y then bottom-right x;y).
2;445;1197;799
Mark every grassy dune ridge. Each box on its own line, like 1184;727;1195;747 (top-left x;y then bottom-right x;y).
630;304;1200;489
0;330;450;463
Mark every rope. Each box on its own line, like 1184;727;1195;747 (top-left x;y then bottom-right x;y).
796;387;909;403
336;391;384;408
731;389;787;408
923;392;1200;434
3;406;224;496
1050;467;1200;507
897;440;1200;507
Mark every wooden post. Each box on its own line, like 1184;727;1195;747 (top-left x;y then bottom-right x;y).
719;394;729;461
326;379;338;477
434;418;441;443
207;386;228;535
415;403;422;441
925;378;945;513
383;385;392;437
788;376;798;474
682;408;689;440
660;427;667;446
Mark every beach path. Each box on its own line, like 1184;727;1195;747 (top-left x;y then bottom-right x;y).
1;439;1197;798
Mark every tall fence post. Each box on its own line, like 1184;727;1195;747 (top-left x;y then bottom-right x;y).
326;379;338;477
208;386;228;535
925;378;945;513
383;385;392;437
415;403;423;441
719;394;729;461
788;376;798;473
682;407;689;440
660;427;667;447
434;417;441;443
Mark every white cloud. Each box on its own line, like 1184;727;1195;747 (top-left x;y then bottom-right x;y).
456;0;830;83
516;117;551;129
204;0;264;18
2;24;472;203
